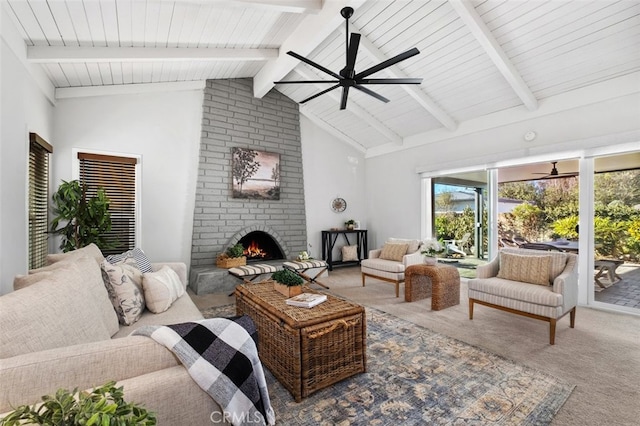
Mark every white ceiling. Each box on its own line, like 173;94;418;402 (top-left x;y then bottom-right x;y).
5;0;640;154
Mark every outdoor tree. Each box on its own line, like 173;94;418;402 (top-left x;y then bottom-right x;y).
232;148;260;191
435;192;455;212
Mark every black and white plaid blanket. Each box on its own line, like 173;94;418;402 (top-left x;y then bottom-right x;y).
132;316;275;426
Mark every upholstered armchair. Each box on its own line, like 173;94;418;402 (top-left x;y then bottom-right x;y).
467;248;578;345
361;238;423;297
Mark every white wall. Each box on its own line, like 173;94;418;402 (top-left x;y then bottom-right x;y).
365;93;640;248
0;9;55;295
300;115;367;261
52;89;203;267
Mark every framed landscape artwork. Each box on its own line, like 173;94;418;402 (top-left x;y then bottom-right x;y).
232;147;280;200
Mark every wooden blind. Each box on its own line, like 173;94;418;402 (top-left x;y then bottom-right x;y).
29;133;52;269
78;153;137;256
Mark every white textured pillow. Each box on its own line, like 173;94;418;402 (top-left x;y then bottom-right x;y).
141;266;185;314
101;259;145;325
342;245;359;262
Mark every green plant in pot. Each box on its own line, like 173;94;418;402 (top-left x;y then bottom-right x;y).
0;381;156;426
272;269;304;297
226;243;245;258
50;179;114;253
345;219;356;230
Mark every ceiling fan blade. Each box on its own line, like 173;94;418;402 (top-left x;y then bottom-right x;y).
274;80;340;84
345;33;361;74
353;85;390;103
300;84;341;104
357;78;423;84
287;51;342;80
340;87;350;110
354;47;420;79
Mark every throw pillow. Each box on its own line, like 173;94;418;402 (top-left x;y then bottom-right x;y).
379;243;409;262
100;259;145;325
497;252;552;286
141;266;185;314
388;238;421;254
342;245;359;262
106;247;153;273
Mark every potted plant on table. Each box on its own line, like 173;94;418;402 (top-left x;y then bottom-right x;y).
345;219;356;230
421;238;443;266
216;243;246;269
272;269;304;297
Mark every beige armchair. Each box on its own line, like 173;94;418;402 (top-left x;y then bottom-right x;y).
467;248;578;345
361;238;423;297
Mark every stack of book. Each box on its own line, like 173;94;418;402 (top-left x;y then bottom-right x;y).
285;293;327;308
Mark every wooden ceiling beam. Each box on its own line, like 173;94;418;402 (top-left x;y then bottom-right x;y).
448;0;538;111
27;46;278;63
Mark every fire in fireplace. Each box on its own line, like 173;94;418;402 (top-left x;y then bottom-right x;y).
238;231;284;262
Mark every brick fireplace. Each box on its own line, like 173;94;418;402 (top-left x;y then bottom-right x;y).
189;79;307;294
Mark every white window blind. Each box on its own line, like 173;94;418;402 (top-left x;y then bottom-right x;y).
78;152;137;256
29;133;52;269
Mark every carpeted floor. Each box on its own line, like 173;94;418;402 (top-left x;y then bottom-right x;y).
203;304;574;425
191;267;640;426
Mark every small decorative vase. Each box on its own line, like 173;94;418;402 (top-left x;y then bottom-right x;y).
274;282;303;297
423;256;437;266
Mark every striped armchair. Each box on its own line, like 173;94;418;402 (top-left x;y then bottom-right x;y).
361;238;423;297
468;248;578;345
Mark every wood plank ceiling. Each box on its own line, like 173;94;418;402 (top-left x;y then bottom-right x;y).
5;0;640;155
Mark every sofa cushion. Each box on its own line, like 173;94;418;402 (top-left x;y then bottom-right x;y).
342;245;359;261
142;266;185;314
380;243;409;261
388;238;420;254
468;277;562;307
46;243;105;265
497;252;552;286
361;258;406;273
0;260;116;358
106;248;153;273
501;248;567;283
101;260;145;326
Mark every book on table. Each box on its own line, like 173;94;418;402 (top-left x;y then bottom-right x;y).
285;293;327;308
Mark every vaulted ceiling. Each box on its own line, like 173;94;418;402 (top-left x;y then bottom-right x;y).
5;0;640;155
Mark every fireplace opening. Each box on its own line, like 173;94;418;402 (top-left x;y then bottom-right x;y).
238;231;284;262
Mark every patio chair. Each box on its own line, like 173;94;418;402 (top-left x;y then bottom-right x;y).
444;233;471;257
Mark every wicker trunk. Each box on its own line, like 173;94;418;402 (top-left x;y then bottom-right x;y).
235;282;366;402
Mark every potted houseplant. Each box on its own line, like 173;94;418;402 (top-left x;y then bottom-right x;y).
272;269;304;297
421;238;443;265
216;243;246;269
345;219;356;230
50;179;114;252
0;381;156;426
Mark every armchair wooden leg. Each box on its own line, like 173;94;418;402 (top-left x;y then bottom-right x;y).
569;307;576;328
395;282;399;298
549;318;557;345
469;299;474;320
361;273;366;287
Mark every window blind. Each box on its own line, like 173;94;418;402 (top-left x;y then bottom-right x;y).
29;133;52;269
78;153;137;256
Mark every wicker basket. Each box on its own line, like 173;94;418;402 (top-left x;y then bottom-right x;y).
215;255;246;269
235;282;366;402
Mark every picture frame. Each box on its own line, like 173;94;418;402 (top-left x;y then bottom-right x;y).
232;147;280;200
354;220;361;230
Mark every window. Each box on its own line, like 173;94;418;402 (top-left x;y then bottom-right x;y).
29;133;52;269
78;152;137;256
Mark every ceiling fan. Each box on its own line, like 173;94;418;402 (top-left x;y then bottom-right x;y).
533;162;578;179
273;6;423;110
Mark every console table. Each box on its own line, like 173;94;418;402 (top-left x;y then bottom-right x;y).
321;229;368;270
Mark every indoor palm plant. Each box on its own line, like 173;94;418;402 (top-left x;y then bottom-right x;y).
50;179;114;252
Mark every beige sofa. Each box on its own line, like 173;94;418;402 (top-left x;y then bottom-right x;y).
0;244;227;425
467;248;578;345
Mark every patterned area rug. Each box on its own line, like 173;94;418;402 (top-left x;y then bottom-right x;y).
202;304;574;425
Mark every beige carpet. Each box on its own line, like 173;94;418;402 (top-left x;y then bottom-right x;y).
190;267;640;426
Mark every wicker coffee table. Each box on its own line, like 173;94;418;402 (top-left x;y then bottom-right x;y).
235;281;366;402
